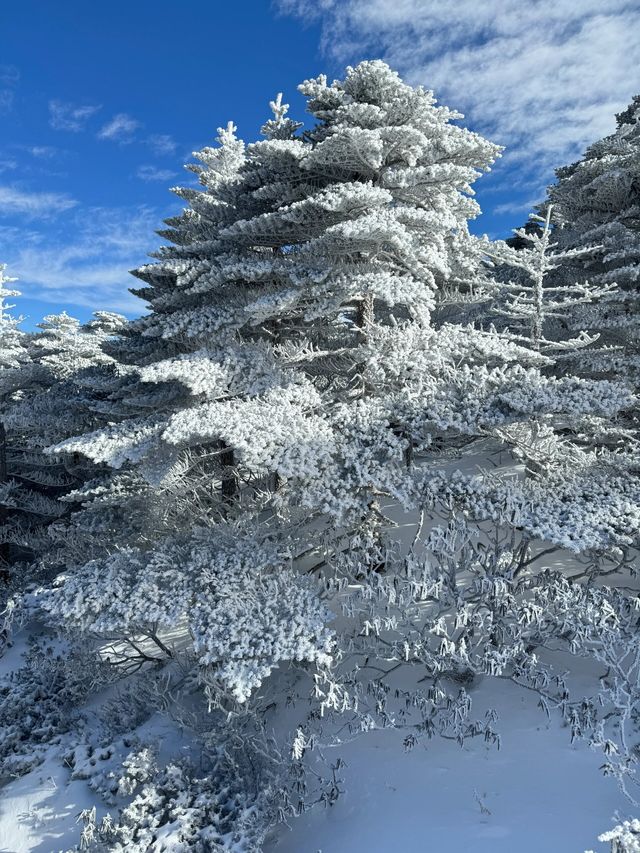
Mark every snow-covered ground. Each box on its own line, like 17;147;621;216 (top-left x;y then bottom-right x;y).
0;749;101;853
267;668;630;853
0;637;632;853
0;462;636;853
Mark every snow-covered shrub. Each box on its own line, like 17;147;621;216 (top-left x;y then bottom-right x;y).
0;636;109;781
72;754;275;852
588;819;640;853
420;458;640;553
97;675;171;739
66;738;157;805
42;529;334;703
315;499;640;800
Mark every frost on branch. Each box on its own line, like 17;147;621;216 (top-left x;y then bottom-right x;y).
42;530;333;703
420;460;640;552
589;819;640;853
481;205;615;353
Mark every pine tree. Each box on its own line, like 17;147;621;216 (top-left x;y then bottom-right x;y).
474;208;639;528
480;205;616;353
546;95;640;379
0;278;127;581
0;265;29;578
45;62;637;712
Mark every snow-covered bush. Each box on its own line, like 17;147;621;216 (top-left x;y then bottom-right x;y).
73;756;272;852
66;739;157;805
308;500;640;798
588;819;640;853
42;529;334;702
0;636;109;782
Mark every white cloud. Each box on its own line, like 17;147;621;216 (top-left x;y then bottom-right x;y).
98;113;140;142
279;1;640;185
0;64;19;113
1;206;161;314
0;186;77;218
0;158;18;174
136;164;177;182
49;99;101;131
0;66;19;86
493;196;545;216
146;134;177;155
27;146;59;159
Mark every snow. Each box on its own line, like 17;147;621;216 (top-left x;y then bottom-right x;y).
1;59;639;853
2;453;635;851
268;673;629;853
0;708;193;853
2;471;633;851
0;750;98;853
0;621;194;853
0;659;630;852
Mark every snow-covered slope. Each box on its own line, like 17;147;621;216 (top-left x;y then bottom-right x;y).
267;670;630;853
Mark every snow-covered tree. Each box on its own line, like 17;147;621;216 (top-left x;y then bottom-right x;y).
43;63;638;722
546;95;640;380
0;264;29;577
0;65;639;853
480;205;616;353
0;279;127;581
589;819;640;853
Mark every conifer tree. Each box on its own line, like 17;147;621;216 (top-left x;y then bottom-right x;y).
45;62;637;712
0;272;127;581
546;95;640;380
0;265;29;578
480;205;616;352
474;208;639;539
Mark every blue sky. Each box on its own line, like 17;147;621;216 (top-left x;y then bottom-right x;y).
2;0;639;328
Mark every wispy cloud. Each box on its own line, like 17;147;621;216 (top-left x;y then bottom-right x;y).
0;65;19;113
1;206;161;313
493;196;546;217
136;164;177;182
0;158;18;174
49;99;101;131
279;1;640;186
146;133;177;155
0;186;77;218
98;113;140;143
27;145;60;159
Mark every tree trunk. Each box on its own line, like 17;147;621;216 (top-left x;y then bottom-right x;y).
219;441;237;505
356;292;375;331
